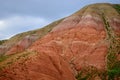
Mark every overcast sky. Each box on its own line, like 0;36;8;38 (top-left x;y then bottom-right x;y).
0;0;120;40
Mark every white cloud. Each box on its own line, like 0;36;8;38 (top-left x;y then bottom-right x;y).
0;20;7;30
0;16;50;29
0;16;50;40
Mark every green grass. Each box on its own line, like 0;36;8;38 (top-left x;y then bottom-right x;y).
0;55;9;62
108;61;120;79
113;4;120;14
76;71;89;80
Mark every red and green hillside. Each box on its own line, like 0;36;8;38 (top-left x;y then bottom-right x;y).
0;3;120;80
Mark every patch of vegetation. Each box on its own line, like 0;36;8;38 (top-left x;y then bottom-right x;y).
15;51;31;60
113;4;120;14
108;61;120;79
0;40;7;45
102;13;120;79
0;55;9;62
76;66;107;80
76;71;89;80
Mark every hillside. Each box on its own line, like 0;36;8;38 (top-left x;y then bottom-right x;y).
0;3;120;80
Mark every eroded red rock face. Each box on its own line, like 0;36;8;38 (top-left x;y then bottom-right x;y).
0;51;75;80
31;19;107;71
6;35;38;55
30;12;120;77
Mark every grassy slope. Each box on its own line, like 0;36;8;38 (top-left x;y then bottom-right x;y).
113;4;120;14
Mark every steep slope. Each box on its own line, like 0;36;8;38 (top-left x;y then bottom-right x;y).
0;3;120;80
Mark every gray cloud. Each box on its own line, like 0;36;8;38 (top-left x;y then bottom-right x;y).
1;0;119;20
0;0;81;20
